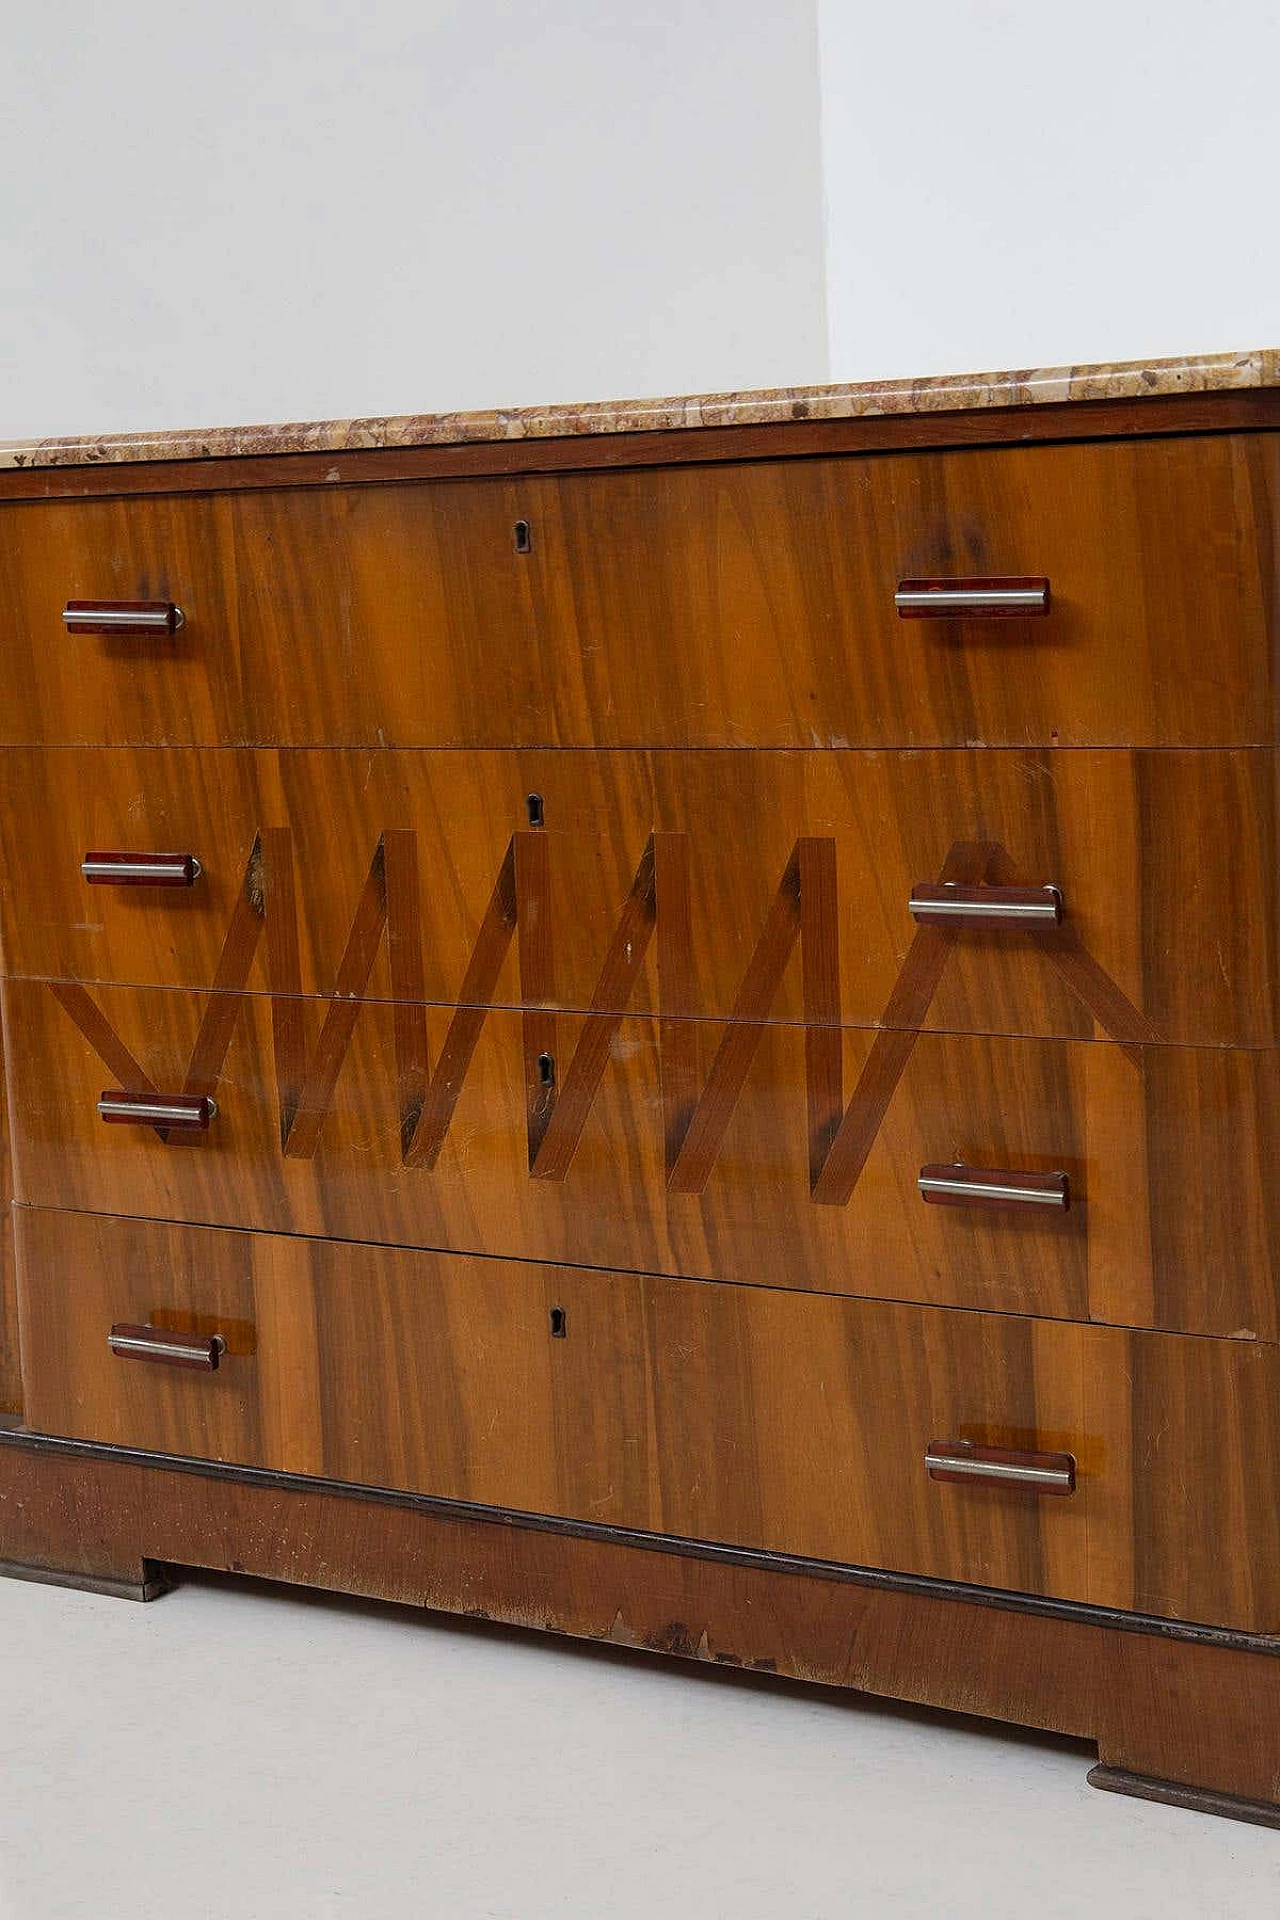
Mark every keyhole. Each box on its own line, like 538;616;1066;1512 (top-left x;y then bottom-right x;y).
549;1307;567;1338
538;1052;555;1088
513;519;532;554
526;793;545;829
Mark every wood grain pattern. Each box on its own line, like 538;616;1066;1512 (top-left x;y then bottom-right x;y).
15;1207;1280;1632
9;973;1280;1336
4;1427;1279;1812
0;745;1275;1050
0;434;1275;748
0;1032;17;1417
4;387;1280;1814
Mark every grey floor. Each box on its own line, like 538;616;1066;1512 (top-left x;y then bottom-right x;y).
0;1569;1275;1918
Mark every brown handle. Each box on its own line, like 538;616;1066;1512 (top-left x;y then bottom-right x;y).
98;1091;217;1129
108;1323;225;1371
909;882;1062;928
82;851;202;887
63;600;185;635
895;577;1050;618
918;1164;1070;1211
926;1441;1076;1495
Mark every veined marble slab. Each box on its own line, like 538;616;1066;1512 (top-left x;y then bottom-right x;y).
4;347;1277;470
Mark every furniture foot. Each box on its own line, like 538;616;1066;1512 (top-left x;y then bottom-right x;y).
1087;1765;1280;1831
0;1552;171;1602
0;1432;171;1598
1090;1632;1280;1821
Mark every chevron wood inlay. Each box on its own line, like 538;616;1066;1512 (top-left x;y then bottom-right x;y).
7;392;1280;1820
13;974;1278;1340
1;746;1274;1050
39;829;1155;1203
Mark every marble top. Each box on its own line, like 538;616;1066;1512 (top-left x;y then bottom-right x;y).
4;348;1277;471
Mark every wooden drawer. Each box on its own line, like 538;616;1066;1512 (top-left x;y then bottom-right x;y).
10;972;1280;1338
1;434;1275;749
15;1208;1280;1631
1;745;1275;1051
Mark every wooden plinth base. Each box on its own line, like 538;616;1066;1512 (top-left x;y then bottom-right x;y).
2;1427;1278;1822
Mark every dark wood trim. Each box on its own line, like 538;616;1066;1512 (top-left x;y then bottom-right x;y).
3;390;1279;504
1087;1766;1280;1830
2;1426;1276;1658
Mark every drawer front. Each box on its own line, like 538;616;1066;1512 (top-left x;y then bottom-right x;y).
1;745;1275;1051
10;972;1280;1337
1;435;1275;749
16;1208;1280;1631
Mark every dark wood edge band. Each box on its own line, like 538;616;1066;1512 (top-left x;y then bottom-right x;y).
1086;1766;1280;1830
2;1424;1275;1658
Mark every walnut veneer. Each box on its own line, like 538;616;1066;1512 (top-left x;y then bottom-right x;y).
2;364;1280;1823
17;1208;1280;1632
0;744;1275;1049
11;979;1280;1336
2;435;1277;749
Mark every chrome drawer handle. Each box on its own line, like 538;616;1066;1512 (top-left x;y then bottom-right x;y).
98;1091;217;1129
895;577;1050;618
918;1164;1069;1211
82;851;202;887
909;882;1062;927
108;1323;225;1371
63;600;185;635
926;1442;1076;1495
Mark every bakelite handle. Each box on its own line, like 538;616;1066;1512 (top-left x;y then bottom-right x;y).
98;1091;217;1129
909;883;1063;928
926;1441;1076;1495
82;851;202;887
63;600;185;635
108;1323;225;1371
918;1164;1070;1212
895;577;1050;618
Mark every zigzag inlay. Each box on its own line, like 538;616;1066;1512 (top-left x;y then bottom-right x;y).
51;829;1159;1203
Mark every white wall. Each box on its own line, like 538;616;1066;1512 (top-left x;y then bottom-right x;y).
818;0;1280;381
0;1;828;439
8;2;1271;439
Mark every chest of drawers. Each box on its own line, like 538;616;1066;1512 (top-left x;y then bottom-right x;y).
3;349;1280;1826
